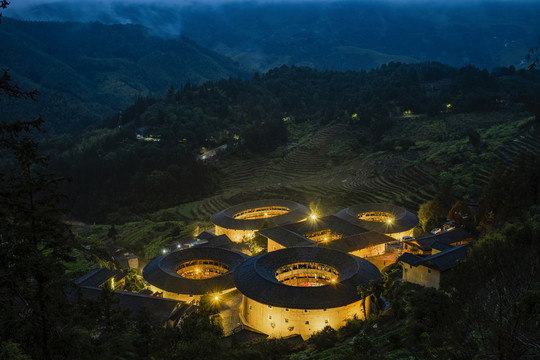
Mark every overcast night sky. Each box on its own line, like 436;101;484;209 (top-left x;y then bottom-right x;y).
7;0;539;7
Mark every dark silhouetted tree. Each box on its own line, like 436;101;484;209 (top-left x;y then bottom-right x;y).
0;6;79;356
448;200;474;230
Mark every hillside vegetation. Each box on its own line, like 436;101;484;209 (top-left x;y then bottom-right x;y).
0;18;248;132
43;62;540;225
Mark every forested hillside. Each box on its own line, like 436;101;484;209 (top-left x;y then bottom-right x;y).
0;18;248;132
45;62;540;223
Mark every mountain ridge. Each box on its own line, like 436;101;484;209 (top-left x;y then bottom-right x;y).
0;17;249;132
8;1;540;72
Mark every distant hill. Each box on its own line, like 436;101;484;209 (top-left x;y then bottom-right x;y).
0;18;249;132
178;1;540;72
8;1;540;73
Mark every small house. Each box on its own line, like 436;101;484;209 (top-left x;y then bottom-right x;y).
399;243;470;289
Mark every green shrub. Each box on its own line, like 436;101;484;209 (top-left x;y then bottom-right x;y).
309;326;338;351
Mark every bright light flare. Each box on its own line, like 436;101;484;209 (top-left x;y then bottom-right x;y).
310;214;317;220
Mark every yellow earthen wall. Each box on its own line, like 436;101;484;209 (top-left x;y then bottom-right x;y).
352;244;387;258
146;284;235;302
402;265;441;289
215;226;255;243
386;229;414;240
241;296;367;340
267;239;286;252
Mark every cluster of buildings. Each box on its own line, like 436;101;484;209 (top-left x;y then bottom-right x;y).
77;199;472;339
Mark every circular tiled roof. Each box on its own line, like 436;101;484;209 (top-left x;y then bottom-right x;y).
211;199;310;231
143;247;249;295
233;247;380;309
335;203;419;234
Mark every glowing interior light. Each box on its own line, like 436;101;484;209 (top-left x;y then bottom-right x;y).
387;219;392;224
214;296;219;301
310;214;317;220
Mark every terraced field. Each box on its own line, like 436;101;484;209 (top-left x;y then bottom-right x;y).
186;114;540;222
187;127;437;220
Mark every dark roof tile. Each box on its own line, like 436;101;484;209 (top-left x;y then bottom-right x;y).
325;231;394;253
399;244;470;271
335;203;419;234
234;247;380;309
258;227;316;248
143;247;249;295
412;228;472;251
211;199;310;230
75;268;125;288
